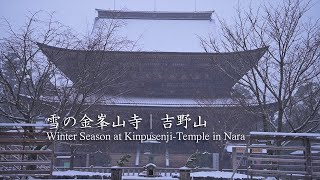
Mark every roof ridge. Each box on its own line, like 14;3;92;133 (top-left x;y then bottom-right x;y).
96;9;214;21
95;9;215;13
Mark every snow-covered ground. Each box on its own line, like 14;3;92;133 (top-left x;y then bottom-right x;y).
191;171;263;179
52;170;111;177
123;176;178;180
42;170;266;179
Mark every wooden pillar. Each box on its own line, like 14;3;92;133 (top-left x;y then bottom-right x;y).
232;147;237;173
111;166;123;180
50;140;55;178
69;145;75;170
248;136;253;180
304;138;312;179
86;153;90;167
165;147;169;167
179;167;191;180
135;145;140;166
212;153;219;171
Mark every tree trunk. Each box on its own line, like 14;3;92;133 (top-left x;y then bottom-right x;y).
70;145;75;170
262;113;268;132
277;105;284;132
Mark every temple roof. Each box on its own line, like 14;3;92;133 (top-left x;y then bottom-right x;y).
96;9;214;20
38;43;267;99
93;10;215;52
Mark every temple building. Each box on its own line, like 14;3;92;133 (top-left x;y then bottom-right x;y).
38;10;270;169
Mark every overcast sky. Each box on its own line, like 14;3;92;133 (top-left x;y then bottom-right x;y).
1;0;320;51
1;0;320;34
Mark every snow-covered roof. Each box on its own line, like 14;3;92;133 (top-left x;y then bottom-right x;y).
41;94;267;108
99;96;240;107
94;10;215;52
141;140;161;144
0;123;50;127
225;144;267;153
41;94;245;107
290;150;320;155
56;156;71;159
250;131;320;138
145;163;157;167
291;144;320;154
38;43;267;99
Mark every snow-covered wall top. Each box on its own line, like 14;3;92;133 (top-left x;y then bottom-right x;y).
93;10;215;52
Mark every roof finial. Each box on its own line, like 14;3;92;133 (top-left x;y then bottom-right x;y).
154;0;157;12
194;0;197;12
113;0;116;10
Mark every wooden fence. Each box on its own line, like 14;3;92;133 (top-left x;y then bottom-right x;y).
247;132;320;179
55;166;214;176
0;123;54;178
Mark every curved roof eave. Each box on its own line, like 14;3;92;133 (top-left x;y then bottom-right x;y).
37;42;268;57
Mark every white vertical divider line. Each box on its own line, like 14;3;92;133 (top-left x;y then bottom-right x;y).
150;114;153;130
